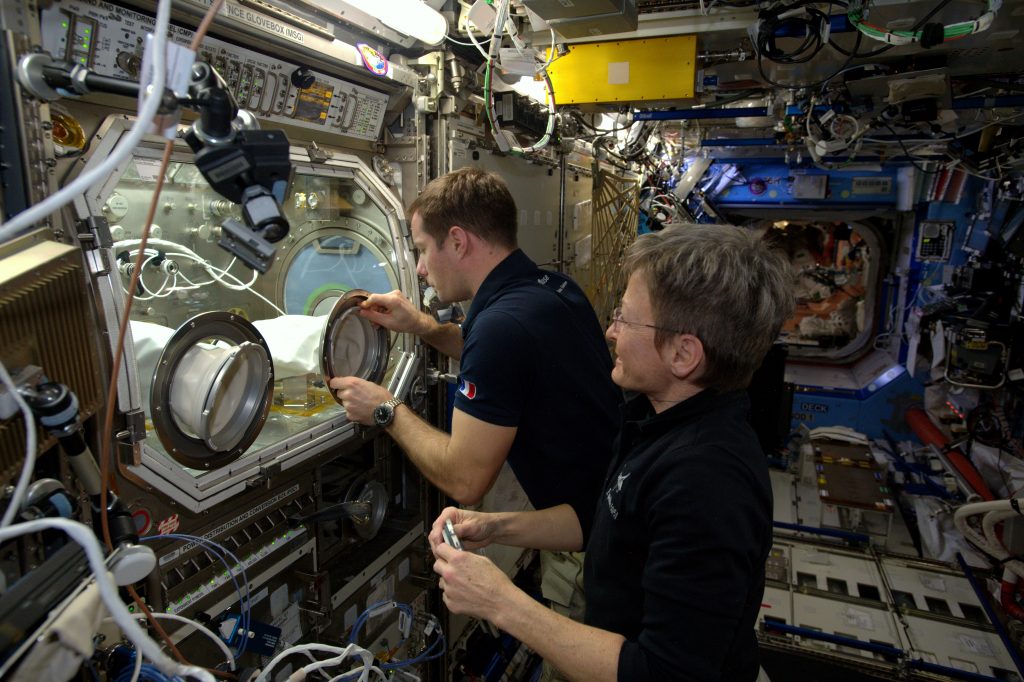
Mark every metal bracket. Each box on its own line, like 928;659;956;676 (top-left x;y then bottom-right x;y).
425;368;457;386
76;215;112;250
399;218;413;253
219;218;276;273
121;409;147;444
306;141;331;164
252;462;282;484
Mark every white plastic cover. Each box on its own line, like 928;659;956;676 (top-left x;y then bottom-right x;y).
131;315;330;385
252;315;330;378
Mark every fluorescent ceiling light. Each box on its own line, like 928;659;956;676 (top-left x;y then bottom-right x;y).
510;76;547;104
338;0;448;45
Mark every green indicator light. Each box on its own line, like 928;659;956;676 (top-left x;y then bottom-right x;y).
82;43;88;48
84;28;90;33
61;21;68;28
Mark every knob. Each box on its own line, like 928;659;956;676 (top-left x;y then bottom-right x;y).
291;66;315;89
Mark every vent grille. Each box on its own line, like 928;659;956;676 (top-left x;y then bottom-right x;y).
0;240;104;481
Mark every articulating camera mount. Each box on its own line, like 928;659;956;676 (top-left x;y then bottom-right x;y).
17;52;292;273
183;61;292;273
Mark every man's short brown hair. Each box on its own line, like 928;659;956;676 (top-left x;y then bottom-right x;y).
409;167;518;249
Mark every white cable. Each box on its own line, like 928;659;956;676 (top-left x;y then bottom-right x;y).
138;254;175;299
327;665;388;682
134;244;244;290
129;648;144;682
465;20;492;60
0;518;213;681
175;270;201;287
293;644;378;680
138;269;171;299
0;360;38;529
104;613;236;671
485;0;556;155
256;643;367;682
174;253;282;312
537;28;557;71
983;509;1019;550
954;499;1024;580
162;274;178;297
981;509;1024;577
115;239;285;314
0;0;173;243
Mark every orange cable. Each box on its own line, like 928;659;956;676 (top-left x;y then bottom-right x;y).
95;0;229;670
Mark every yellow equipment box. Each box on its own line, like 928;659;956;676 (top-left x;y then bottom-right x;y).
546;35;697;105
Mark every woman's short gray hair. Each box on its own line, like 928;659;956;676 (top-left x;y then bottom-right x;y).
623;224;795;392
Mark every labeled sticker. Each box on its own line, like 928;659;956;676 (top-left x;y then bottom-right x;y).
156;513;180;535
957;633;995;658
132;508;152;535
357;43;391;77
843;607;875;631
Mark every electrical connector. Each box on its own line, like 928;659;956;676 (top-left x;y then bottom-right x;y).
467;0;497;33
495;129;518;153
368;601;396;619
814;138;849;156
0;365;42;420
398;608;412;639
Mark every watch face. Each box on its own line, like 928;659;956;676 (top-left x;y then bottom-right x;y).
373;403;392;426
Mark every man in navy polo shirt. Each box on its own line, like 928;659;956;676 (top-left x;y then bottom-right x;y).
329;168;621;621
428;224;794;681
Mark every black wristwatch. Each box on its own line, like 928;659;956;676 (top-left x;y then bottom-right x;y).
372;397;403;427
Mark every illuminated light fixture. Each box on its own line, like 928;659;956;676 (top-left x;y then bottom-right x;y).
339;0;448;45
510;75;547;104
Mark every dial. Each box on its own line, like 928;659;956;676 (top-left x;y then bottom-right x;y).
104;193;130;220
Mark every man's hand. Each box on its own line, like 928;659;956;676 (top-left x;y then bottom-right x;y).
359;290;429;334
329;376;393;425
361;290;464;359
433;542;512;622
429;507;499;551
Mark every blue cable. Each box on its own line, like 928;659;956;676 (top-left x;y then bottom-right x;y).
113;657;177;682
151;532;252;658
383;629;445;669
383;615;446;670
331;629;445;682
141;532;252;658
341;602;446;678
140;533;249;657
348;600;414;646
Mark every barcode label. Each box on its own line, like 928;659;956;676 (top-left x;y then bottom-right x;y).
851;177;893;194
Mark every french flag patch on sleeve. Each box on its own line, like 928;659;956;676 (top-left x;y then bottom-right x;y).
458;378;477;399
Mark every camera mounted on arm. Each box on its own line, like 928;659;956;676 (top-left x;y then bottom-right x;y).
17;52;292;273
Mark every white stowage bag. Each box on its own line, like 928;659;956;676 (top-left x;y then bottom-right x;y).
129;314;330;398
252;314;330;378
13;579;108;681
130;319;177;404
912;495;988;567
